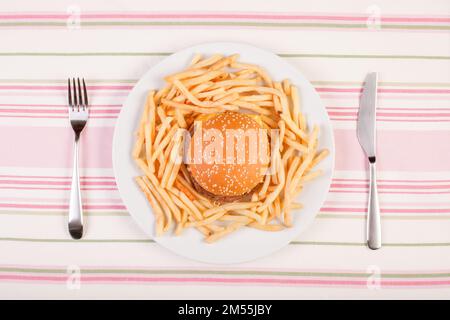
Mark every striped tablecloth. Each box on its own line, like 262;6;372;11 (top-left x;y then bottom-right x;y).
0;0;449;299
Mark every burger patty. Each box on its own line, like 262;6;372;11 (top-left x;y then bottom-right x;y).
188;167;259;203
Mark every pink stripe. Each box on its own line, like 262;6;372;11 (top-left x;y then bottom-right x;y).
0;103;122;108
4;108;450;118
329;190;450;195
0;109;120;114
0;274;449;287
0;115;118;119
0;180;116;186
0;25;446;34
0;127;449;172
1;104;449;112
0;203;125;210
0;13;448;23
0;197;123;204
324;200;450;207
317;88;450;94
0;85;132;91
321;207;450;214
0;126;113;168
0;91;128;97
330;183;450;190
329;111;450;118
7;114;450;122
0;187;117;191
331;118;450;123
3;203;448;213
0;85;448;94
2;175;450;184
321;94;450;101
332;178;450;183
327;107;450;112
334;130;450;172
4;185;448;194
0;174;115;179
6;180;447;189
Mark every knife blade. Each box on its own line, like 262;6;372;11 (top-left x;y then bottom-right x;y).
357;72;377;160
357;72;381;250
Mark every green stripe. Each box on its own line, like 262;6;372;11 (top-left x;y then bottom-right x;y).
1;237;449;247
0;79;448;87
0;21;449;31
0;266;448;279
0;52;447;60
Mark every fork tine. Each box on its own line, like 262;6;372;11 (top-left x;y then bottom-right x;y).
82;79;88;108
77;78;83;107
72;78;78;107
68;78;72;108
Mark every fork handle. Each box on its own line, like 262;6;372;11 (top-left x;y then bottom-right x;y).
68;136;83;239
367;161;381;250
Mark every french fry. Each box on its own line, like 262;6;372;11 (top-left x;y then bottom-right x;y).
249;222;284;232
140;176;172;231
289;152;315;195
151;124;179;162
182;70;224;87
189;53;203;66
257;150;285;213
290;85;300;127
165;68;207;83
135;176;165;235
195;87;225;99
300;170;323;183
279;113;308;141
258;174;271;198
233;100;272;115
231;62;273;87
278;120;285;151
205;222;245;243
284;137;308;153
142;175;182;223
191;54;223;69
282;79;291;95
153;116;173;147
202;202;260;218
208;54;239;71
274;82;290;116
173;79;212;107
144;123;154;172
309;149;329;169
232;209;263;223
162;99;234;114
240;94;272;102
220;215;252;223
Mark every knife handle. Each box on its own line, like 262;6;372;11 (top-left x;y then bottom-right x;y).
367;161;381;250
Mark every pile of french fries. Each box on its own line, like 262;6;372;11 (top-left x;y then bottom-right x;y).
133;54;329;243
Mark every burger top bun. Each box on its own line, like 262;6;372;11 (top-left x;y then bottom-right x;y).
187;112;269;198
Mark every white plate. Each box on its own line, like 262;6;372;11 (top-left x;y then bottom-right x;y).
113;42;334;264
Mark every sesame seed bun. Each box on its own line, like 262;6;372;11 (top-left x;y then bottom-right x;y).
187;112;269;202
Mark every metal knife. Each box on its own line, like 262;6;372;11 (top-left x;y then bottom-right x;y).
357;72;381;250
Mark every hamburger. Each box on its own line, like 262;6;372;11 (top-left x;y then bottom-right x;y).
186;111;269;203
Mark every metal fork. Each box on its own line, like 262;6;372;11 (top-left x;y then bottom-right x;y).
68;78;88;239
